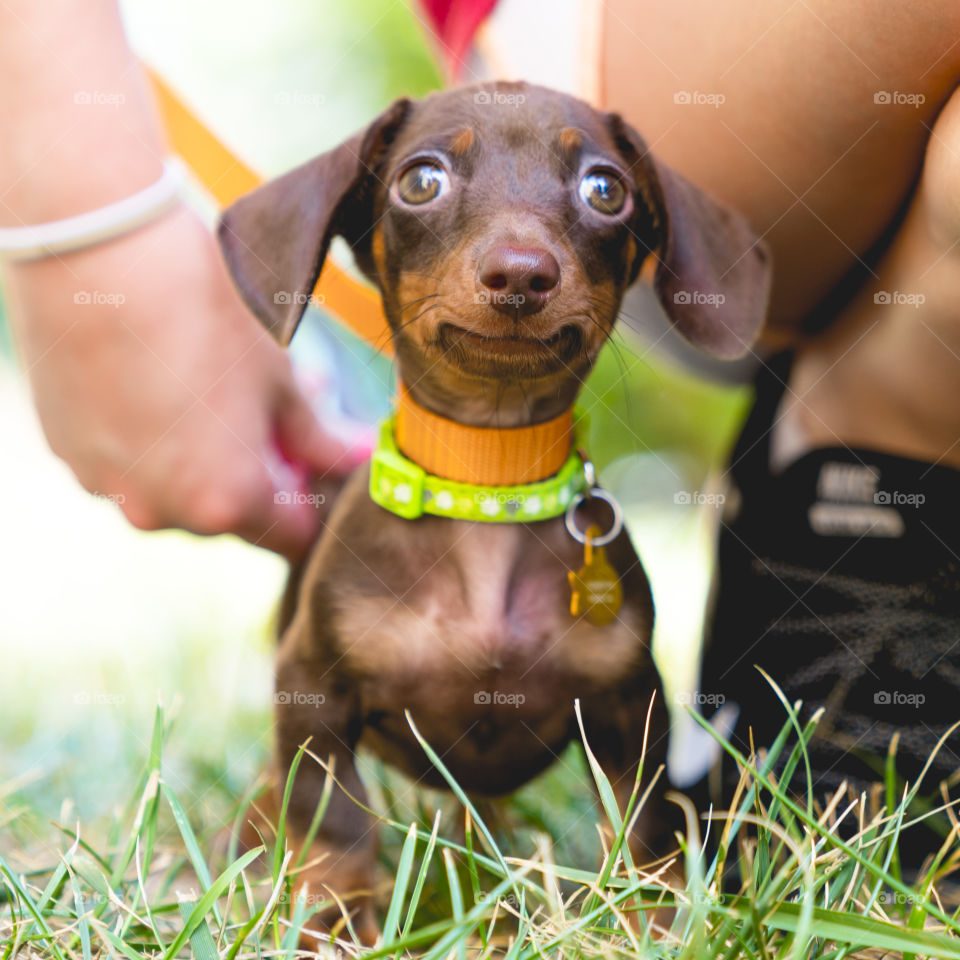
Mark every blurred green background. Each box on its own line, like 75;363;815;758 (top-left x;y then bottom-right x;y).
0;0;748;857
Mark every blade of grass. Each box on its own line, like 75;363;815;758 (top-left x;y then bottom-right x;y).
99;768;160;923
93;921;150;960
134;836;167;952
719;899;960;959
415;867;534;960
69;872;92;960
224;852;291;960
0;859;66;960
8;820;78;948
757;713;822;890
442;849;466;960
463;808;481;908
274;740;310;885
401;809;442;939
884;732;904;893
35;861;68;919
404;712;513;884
690;708;960;935
293;757;335;872
669;791;709;957
703;710;800;890
161;845;264;960
462;808;488;951
574;699;649;921
163;781;222;929
54;825;112;873
502;914;529;960
111;704;164;893
574;700;633;865
177;895;220;960
280;885;310;958
223;906;266;960
382;822;417;947
756;668;815;818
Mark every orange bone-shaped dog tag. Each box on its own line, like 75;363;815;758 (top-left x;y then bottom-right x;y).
568;524;622;626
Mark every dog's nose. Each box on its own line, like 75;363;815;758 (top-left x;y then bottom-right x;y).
477;245;560;317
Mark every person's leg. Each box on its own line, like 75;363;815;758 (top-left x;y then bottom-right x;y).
602;0;960;335
696;87;960;864
601;4;960;857
790;84;960;469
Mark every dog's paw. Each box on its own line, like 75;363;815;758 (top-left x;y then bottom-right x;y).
291;847;379;948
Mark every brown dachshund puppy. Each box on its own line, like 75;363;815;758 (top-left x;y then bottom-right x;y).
218;81;769;940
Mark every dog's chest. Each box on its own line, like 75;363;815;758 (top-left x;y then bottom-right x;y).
332;518;648;705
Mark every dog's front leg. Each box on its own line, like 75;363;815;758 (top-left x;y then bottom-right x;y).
274;648;378;943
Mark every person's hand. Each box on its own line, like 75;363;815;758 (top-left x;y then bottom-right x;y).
6;205;363;558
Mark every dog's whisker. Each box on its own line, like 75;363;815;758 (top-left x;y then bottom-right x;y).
371;323;397;358
399;271;443;282
574;308;648;449
369;292;445;356
406;303;441;328
372;302;444;358
397;292;443;313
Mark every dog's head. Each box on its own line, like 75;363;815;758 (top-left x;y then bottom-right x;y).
219;82;770;412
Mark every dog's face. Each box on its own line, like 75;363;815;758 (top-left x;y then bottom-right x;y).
364;87;657;386
219;82;770;410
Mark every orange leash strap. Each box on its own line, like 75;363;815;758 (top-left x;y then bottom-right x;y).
145;66;391;353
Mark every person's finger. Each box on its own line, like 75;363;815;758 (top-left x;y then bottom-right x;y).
240;493;322;558
219;459;323;559
122;431;320;557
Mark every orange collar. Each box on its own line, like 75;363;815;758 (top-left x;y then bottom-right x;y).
394;387;574;486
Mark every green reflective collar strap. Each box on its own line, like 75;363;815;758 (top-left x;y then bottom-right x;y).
369;416;588;523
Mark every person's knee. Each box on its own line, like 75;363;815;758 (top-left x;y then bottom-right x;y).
919;84;960;245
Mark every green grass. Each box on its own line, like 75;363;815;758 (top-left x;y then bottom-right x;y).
3;690;959;959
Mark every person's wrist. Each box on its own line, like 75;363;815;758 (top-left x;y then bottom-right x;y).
1;148;167;228
0;158;185;262
3;204;194;347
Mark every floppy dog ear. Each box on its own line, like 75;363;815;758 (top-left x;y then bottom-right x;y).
217;99;411;345
608;114;771;359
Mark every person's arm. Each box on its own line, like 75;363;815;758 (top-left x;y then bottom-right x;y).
1;0;359;557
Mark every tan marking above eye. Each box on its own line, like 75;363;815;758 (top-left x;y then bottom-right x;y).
449;126;476;157
558;126;583;161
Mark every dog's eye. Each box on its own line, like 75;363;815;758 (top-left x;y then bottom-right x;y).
578;169;627;215
397;161;449;205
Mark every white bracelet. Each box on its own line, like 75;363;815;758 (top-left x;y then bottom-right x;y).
0;157;186;262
